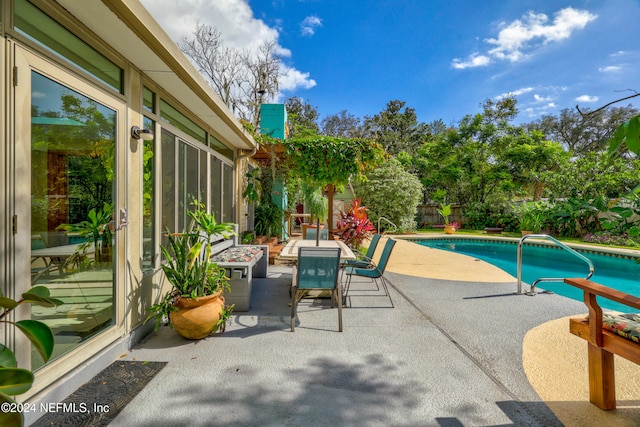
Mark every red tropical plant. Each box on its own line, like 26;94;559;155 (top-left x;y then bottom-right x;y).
335;198;375;248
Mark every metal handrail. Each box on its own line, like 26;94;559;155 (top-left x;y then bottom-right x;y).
516;234;594;295
377;217;398;235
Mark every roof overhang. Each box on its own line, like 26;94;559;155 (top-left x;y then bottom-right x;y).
55;0;256;152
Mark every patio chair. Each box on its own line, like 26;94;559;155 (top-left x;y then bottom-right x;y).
343;238;396;307
290;247;343;332
343;233;381;268
304;227;329;241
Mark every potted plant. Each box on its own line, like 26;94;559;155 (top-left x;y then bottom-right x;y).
518;203;544;236
145;205;236;339
437;203;456;234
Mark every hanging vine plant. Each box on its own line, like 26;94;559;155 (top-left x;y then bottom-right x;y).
283;136;386;187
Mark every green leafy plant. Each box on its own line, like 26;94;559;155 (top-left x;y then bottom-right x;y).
608;114;640;157
254;200;283;237
0;287;62;426
301;183;329;245
302;183;328;225
242;168;262;203
517;202;545;233
601;197;640;237
57;203;113;264
436;203;452;226
241;231;255;244
145;204;236;331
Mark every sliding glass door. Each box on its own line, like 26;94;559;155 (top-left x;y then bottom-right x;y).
15;47;122;370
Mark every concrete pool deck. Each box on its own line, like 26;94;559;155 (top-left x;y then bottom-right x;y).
110;236;639;426
387;237;640;426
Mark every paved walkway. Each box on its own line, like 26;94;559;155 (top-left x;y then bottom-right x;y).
111;237;640;426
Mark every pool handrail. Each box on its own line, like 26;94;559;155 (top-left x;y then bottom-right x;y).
516;234;595;295
377;217;398;235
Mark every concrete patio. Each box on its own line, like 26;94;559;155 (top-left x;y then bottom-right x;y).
109;238;640;426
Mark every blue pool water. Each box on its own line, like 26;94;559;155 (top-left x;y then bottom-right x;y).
414;238;640;312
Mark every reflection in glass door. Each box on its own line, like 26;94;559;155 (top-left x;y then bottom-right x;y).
30;71;116;369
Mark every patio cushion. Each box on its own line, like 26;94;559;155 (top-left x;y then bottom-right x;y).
602;312;640;343
212;246;262;263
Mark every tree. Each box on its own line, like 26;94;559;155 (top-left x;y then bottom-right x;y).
414;97;521;208
355;158;424;232
283;97;320;137
242;41;281;128
363;100;427;156
500;129;568;200
543;152;640;200
527;104;639;156
180;24;281;129
321;110;363;138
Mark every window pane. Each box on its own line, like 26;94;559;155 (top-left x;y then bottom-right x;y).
160;100;206;144
143;87;155;114
223;163;234;223
178;141;199;230
15;0;123;92
210;156;222;222
161;130;176;237
142;117;155;270
200;150;208;208
209;135;233;160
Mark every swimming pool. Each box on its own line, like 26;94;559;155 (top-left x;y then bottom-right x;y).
412;237;640;312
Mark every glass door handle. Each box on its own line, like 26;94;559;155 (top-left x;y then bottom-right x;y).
114;208;128;230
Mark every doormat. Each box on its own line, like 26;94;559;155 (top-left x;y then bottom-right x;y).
31;361;167;427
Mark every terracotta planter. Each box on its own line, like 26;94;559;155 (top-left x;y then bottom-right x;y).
170;291;225;339
444;225;456;234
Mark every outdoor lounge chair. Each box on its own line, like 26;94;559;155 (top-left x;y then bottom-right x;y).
290;246;343;332
343;238;396;307
343;233;381;268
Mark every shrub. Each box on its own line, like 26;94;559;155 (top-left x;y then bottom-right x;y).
582;232;640;247
464;201;518;231
355;158;424;233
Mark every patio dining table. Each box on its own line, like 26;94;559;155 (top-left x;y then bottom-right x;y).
279;239;357;262
31;243;95;278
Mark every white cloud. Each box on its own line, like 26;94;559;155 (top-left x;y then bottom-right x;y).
452;7;597;69
279;66;317;91
533;94;553;103
300;15;322;37
495;86;534;99
523;102;557;118
599;65;622;73
139;0;314;91
452;53;491;69
575;95;598;103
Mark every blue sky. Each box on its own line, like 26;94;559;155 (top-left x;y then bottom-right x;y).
141;0;640;126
